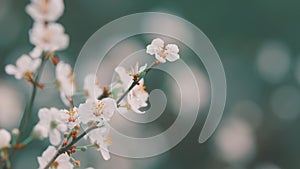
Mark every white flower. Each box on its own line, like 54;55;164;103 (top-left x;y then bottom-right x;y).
37;108;68;145
0;129;11;149
115;64;149;114
127;84;149;114
30;22;69;52
88;125;112;160
56;61;76;106
78;98;116;160
83;74;103;99
38;146;73;169
63;107;80;129
26;0;64;22
5;55;41;80
146;38;180;63
78;98;117;125
29;46;43;58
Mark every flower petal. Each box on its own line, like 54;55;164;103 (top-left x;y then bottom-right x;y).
5;65;17;75
100;148;111;160
49;129;61;145
102;98;117;121
166;53;180;62
151;38;164;48
166;44;179;53
29;47;43;58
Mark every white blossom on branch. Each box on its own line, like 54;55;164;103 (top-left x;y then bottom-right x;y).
30;22;69;52
26;0;64;22
146;38;180;63
5;54;41;80
115;64;149;114
36;108;68;145
38;146;73;169
78;98;117;125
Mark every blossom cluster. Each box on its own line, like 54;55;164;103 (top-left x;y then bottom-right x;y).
0;0;180;168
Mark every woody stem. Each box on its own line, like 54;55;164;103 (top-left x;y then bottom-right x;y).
43;125;101;169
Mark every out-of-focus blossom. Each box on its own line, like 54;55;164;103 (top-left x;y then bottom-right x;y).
38;146;73;169
5;54;41;80
26;0;64;22
63;107;80;129
83;74;103;99
30;22;69;52
29;46;43;58
88;125;111;160
146;38;180;63
270;85;300;120
215;118;255;164
36;108;68;145
0;83;23;128
256;41;290;83
56;61;76;106
115;64;149;114
78;98;117;125
0;129;11;149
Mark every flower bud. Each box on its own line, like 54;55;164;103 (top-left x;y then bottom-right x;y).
12;128;20;136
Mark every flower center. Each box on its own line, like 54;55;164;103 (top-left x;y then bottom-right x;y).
50;121;58;129
24;72;33;82
51;161;59;168
93;101;104;117
158;48;167;58
105;134;113;146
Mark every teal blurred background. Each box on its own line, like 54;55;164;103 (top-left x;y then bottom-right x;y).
0;0;300;169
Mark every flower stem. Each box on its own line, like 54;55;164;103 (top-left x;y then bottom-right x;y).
1;149;11;169
43;125;101;169
17;56;47;143
20;136;32;145
75;144;94;151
